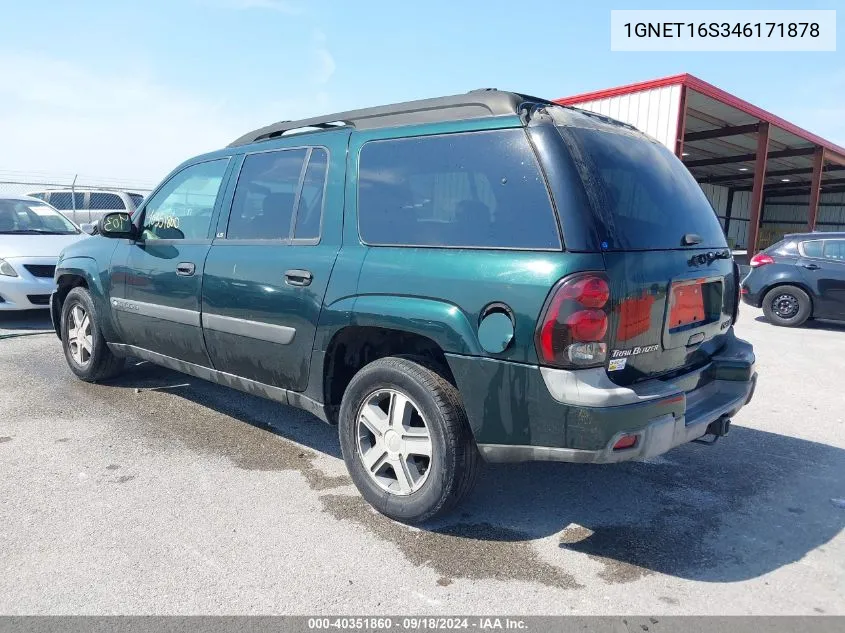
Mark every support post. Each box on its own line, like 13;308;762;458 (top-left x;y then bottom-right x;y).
675;85;688;159
70;174;78;225
747;122;769;255
724;187;735;242
807;147;824;232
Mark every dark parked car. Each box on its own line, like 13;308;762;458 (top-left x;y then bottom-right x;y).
51;90;756;523
741;232;845;327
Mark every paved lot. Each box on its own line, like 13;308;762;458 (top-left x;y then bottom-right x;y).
0;307;843;615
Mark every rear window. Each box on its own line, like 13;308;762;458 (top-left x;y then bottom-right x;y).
226;148;307;240
555;122;727;251
358;129;560;250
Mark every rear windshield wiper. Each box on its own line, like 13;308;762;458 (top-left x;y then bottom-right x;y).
682;233;702;246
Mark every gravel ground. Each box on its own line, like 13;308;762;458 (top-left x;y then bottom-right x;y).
0;307;843;615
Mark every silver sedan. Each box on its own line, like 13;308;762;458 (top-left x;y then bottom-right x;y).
0;196;85;311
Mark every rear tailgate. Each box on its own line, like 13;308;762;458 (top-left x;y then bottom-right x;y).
543;108;738;386
603;249;737;386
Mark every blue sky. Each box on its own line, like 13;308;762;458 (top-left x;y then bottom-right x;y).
0;0;842;184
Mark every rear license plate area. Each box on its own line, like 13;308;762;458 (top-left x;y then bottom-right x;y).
668;278;723;333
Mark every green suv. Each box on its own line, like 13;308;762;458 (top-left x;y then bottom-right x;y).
51;90;756;523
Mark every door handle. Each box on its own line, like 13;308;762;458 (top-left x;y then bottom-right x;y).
176;262;196;276
284;269;313;286
801;263;821;270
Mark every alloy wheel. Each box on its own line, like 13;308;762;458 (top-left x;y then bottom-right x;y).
67;304;93;366
356;388;433;496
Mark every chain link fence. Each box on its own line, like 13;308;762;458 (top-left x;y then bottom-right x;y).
0;171;156;225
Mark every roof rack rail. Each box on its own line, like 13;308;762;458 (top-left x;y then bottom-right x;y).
277;121;350;137
228;89;555;147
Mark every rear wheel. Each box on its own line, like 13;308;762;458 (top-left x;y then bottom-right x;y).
762;285;811;327
61;287;125;382
338;357;479;524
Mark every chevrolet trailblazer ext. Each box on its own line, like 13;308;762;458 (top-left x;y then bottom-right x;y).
52;90;756;523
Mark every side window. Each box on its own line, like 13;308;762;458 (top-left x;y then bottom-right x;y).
48;193;68;209
50;191;75;211
49;192;84;210
802;240;824;258
227;149;307;240
357;129;560;249
823;240;845;261
141;159;229;240
90;192;125;210
293;148;328;240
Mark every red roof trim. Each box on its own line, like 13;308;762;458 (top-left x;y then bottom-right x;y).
555;73;845;160
554;73;688;105
682;75;845;158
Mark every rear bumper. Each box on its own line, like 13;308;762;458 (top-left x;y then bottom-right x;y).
479;373;756;463
458;330;756;464
740;270;765;308
741;288;763;308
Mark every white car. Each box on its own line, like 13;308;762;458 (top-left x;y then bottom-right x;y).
0;195;85;311
26;189;144;225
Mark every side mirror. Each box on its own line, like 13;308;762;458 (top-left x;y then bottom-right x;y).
97;212;136;240
79;222;97;235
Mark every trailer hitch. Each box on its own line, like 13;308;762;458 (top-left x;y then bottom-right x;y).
692;416;731;445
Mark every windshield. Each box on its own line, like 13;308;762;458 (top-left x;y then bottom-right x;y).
556;122;727;251
0;199;80;234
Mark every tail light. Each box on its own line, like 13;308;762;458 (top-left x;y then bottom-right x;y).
749;253;774;267
536;272;610;368
731;260;741;325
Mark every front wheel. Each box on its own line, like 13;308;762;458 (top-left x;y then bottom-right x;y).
61;287;125;382
338;357;479;524
762;285;811;327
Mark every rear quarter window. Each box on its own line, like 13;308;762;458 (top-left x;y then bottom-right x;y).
765;239;799;256
357;129;561;250
801;240;824;258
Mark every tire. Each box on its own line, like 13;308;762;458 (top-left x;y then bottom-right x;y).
338;357;480;524
762;285;812;327
61;287;125;382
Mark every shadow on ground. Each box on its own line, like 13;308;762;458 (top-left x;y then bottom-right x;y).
0;310;53;333
754;315;845;332
90;359;845;587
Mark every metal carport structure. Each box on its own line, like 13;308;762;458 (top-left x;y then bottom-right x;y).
556;74;845;255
